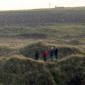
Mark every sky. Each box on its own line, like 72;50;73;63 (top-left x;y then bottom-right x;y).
0;0;85;11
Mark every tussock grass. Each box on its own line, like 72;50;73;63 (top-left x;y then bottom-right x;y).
20;42;85;59
0;46;13;56
0;55;85;85
47;55;85;85
0;56;55;85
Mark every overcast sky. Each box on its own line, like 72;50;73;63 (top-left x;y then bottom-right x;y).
0;0;85;10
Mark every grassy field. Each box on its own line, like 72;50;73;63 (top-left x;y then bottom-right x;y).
0;23;84;49
0;24;84;85
0;7;85;26
0;24;85;38
0;7;85;85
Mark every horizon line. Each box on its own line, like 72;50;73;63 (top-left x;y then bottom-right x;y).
0;6;85;12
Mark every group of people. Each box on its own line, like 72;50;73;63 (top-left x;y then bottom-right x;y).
34;46;58;61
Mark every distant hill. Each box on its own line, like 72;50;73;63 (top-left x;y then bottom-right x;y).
0;7;85;26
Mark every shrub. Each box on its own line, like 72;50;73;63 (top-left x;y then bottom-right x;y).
20;42;84;59
0;57;55;85
47;56;85;85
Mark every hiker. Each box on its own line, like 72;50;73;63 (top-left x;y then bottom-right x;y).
49;47;54;61
34;50;40;60
54;47;58;59
42;50;48;61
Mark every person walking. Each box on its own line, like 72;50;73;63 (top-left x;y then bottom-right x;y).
34;50;40;60
49;47;54;61
42;50;48;61
54;47;58;59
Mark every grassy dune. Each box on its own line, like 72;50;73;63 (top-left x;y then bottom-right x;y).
0;55;85;85
20;42;85;59
0;7;85;85
0;40;84;85
0;56;55;85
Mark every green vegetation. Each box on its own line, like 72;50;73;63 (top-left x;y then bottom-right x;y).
0;7;85;85
0;46;14;56
0;55;85;85
47;55;85;85
20;42;85;59
0;24;85;40
0;57;55;85
0;7;85;26
0;7;84;45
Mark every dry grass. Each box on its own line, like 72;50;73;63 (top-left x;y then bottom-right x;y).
0;56;55;85
0;39;84;85
20;41;85;59
0;55;85;85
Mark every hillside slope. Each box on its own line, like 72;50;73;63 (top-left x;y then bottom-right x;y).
0;55;85;85
0;7;85;26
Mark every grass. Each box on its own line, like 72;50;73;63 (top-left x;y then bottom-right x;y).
47;55;85;85
0;24;85;39
0;21;84;85
0;38;84;85
0;55;85;85
0;56;55;85
0;24;84;51
20;41;85;59
0;7;85;85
